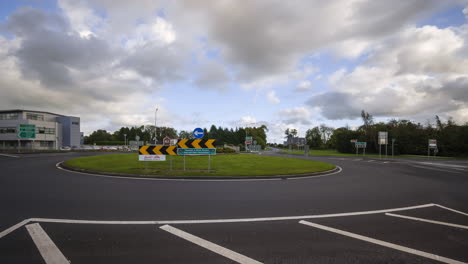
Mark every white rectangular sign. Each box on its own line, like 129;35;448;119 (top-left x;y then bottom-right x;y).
378;131;388;145
139;155;166;161
428;139;437;148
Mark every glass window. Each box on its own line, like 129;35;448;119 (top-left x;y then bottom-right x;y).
0;127;16;133
0;113;19;120
26;113;44;121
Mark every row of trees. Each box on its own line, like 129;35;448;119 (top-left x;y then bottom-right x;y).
331;111;468;156
84;125;268;149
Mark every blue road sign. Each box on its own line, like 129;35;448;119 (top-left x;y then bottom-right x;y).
193;128;204;139
177;148;216;155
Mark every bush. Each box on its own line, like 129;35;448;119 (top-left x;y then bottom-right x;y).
216;147;236;153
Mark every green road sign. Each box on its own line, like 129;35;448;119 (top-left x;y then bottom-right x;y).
355;142;367;148
18;124;36;139
177;148;216;155
245;136;252;140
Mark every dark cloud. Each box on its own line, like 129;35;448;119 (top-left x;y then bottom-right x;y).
307;92;360;120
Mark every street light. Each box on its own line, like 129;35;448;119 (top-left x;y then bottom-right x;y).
155;107;158;145
124;134;127;147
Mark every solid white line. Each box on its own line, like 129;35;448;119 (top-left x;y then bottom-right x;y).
0;153;20;158
433;204;468;217
299;220;467;264
0;203;435;240
386;213;468;230
410;165;461;174
160;225;262;264
28;203;434;225
0;219;32;239
26;223;69;264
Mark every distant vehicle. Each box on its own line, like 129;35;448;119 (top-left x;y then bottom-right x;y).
60;146;71;151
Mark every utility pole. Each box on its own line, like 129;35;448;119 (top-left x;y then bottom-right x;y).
155;107;158;145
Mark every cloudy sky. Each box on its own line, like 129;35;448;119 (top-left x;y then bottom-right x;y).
1;0;468;143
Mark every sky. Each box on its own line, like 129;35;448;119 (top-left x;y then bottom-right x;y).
1;0;468;143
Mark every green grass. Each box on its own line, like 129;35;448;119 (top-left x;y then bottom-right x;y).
64;153;335;177
279;149;466;159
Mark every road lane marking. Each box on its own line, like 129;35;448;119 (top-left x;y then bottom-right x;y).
386;213;468;230
433;204;468;217
0;219;32;239
0;153;19;158
410;165;462;174
160;225;262;264
367;160;375;162
26;223;69;264
0;203;436;240
299;220;467;264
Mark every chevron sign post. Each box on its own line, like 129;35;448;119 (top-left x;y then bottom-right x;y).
138;145;177;161
177;138;216;171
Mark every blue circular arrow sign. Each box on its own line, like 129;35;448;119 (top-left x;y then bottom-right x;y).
193;127;204;139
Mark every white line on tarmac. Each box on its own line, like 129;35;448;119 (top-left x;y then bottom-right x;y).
434;204;468;217
386;213;468;230
26;223;69;264
160;225;262;264
410;165;462;174
367;160;375;162
0;219;32;239
0;153;20;158
0;203;436;240
299;220;467;264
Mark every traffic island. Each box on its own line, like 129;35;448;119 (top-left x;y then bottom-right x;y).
61;153;338;179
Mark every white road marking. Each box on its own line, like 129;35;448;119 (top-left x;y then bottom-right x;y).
0;219;32;239
383;161;389;164
0;203;435;240
386;213;468;230
160;225;262;264
26;223;69;264
410;165;462;174
367;160;375;162
0;153;20;158
299;220;467;264
434;204;468;217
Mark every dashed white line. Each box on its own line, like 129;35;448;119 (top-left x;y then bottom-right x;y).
299;220;467;264
386;213;468;230
26;223;69;264
0;153;20;158
160;225;262;264
434;204;468;217
367;160;375;162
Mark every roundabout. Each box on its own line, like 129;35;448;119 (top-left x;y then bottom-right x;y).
0;151;467;263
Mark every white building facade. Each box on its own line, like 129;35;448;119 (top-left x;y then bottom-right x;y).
0;110;81;150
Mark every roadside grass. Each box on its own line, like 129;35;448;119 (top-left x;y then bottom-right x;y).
64;153;335;176
279;149;467;159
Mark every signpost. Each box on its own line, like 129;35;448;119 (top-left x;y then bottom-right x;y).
163;136;171;146
428;139;437;158
355;142;367;156
178;137;216;171
177;148;216;155
17;124;36;153
378;131;388;159
193;128;204;139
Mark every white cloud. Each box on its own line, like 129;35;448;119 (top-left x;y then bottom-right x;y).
464;6;468;19
328;68;347;85
266;90;280;104
278;106;312;125
295;80;313;92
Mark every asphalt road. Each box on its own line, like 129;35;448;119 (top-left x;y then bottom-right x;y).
0;151;467;263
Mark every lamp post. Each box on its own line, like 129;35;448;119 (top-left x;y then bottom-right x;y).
124;134;127;148
155;107;158;145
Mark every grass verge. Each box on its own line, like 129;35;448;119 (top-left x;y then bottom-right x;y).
64;153;335;177
279;149;466;159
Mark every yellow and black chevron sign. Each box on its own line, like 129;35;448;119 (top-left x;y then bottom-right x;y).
177;139;215;149
139;145;177;155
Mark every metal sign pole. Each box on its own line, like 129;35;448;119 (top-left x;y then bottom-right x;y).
145;161;148;170
18;139;20;153
208;154;211;171
379;144;381;159
183;154;186;171
392;139;395;158
170;155;173;171
385;143;387;158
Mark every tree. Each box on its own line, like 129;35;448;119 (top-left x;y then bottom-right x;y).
306;127;322;148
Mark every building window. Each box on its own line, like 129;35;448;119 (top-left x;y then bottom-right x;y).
0;127;16;133
0;113;19;120
40;141;52;147
72;122;79;125
26;113;44;121
35;127;55;134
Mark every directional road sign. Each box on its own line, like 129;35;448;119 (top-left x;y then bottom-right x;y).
177;148;216;155
378;131;388;145
428;139;437;148
178;139;215;149
139;145;177;155
355;142;367;148
193;128;204;139
18;124;36;139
